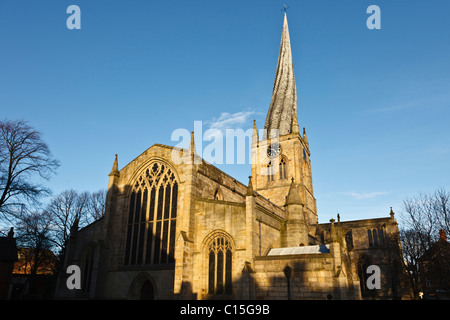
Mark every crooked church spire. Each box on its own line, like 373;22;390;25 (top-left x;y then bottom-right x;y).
264;13;299;139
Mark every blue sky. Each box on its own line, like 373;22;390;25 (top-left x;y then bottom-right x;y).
1;0;449;224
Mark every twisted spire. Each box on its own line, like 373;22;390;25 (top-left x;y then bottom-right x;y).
264;13;300;139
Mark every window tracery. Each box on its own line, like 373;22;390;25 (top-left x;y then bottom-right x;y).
279;157;287;180
124;162;178;266
207;233;232;295
367;228;384;248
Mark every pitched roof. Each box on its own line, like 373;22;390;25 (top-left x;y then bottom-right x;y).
0;237;18;262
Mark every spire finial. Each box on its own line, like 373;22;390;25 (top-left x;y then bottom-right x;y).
189;131;195;155
109;154;119;177
390;207;395;219
247;176;254;196
282;4;289;13
252;119;259;145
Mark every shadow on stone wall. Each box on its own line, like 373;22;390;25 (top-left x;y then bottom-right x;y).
174;260;357;300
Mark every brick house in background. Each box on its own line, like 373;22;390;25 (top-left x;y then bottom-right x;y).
418;230;450;299
8;247;58;300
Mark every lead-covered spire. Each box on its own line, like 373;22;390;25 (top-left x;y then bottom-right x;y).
264;13;299;139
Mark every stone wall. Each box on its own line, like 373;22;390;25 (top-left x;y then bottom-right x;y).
253;254;343;300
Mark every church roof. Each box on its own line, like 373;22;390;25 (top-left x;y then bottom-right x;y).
267;244;330;256
264;13;299;139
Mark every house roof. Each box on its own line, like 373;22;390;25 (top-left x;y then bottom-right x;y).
419;235;450;262
0;237;18;262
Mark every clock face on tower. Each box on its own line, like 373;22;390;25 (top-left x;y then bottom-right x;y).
267;143;281;158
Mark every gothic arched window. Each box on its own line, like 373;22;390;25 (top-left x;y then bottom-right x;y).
124;162;178;266
279;157;287;180
368;228;384;248
345;231;354;250
208;234;232;295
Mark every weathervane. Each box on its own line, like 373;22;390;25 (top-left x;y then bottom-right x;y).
282;4;289;13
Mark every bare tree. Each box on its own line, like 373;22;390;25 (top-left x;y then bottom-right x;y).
0;119;60;221
399;228;424;299
399;188;450;298
45;189;105;259
433;188;450;234
85;189;106;222
46;189;87;253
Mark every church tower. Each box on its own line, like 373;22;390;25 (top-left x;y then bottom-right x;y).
251;13;317;225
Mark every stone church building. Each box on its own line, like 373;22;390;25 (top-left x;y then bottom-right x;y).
55;13;411;300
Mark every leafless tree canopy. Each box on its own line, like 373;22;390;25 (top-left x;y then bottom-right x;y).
0;119;109;278
45;189;106;253
399;188;450;298
401;188;449;248
0;119;60;220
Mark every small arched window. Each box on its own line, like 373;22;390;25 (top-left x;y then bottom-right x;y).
279;157;287;180
208;234;232;295
345;231;354;250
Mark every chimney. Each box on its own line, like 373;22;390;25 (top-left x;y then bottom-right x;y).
439;229;447;242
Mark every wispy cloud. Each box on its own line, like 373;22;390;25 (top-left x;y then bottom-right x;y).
364;95;450;114
203;109;260;140
342;191;387;200
365;101;420;113
206;110;256;131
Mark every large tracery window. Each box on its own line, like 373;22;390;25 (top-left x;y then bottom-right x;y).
208;234;232;295
124;162;178;266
